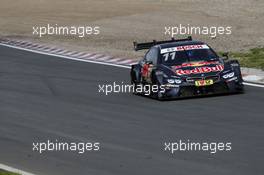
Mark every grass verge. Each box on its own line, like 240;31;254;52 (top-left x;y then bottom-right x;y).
229;48;264;70
0;169;20;175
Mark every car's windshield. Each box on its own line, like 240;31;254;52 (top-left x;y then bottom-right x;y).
160;44;218;65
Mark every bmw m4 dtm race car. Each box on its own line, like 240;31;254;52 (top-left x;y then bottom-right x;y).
130;36;244;100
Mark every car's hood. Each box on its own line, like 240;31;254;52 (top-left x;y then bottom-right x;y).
163;61;224;77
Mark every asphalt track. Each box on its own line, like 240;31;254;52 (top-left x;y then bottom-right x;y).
0;45;264;175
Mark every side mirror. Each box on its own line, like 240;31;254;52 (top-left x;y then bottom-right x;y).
222;52;229;60
145;60;153;65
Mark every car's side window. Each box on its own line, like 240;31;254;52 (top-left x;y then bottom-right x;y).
145;50;152;62
152;48;158;65
145;47;158;65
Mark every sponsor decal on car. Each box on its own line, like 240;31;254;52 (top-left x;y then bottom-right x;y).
160;44;209;54
195;79;214;86
176;65;224;75
141;64;153;83
173;61;220;69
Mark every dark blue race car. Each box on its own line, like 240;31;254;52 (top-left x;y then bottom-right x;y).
130;36;244;100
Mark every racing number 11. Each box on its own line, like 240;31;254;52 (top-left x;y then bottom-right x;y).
163;52;176;61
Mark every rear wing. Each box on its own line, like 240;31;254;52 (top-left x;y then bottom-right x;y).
133;36;192;51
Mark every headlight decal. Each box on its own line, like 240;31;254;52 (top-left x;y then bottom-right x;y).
223;72;234;79
167;79;175;84
167;79;182;84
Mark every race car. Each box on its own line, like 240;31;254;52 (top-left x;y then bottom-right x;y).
130;36;244;100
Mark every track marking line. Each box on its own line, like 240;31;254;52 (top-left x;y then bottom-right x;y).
0;43;130;69
0;163;37;175
243;82;264;88
0;42;263;88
